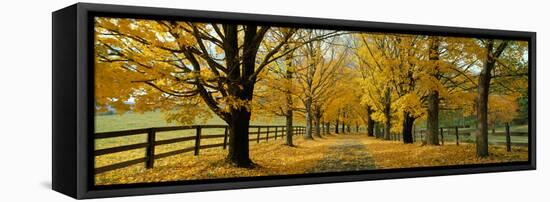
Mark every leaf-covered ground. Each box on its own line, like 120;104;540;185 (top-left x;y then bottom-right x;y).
95;134;528;185
307;137;376;173
361;136;528;169
96;135;330;185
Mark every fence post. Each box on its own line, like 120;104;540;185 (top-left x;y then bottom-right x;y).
440;127;444;146
257;127;261;143
455;126;459;146
146;128;156;169
266;126;270;142
506;122;511;152
223;126;228;150
194;126;201;155
275;127;278;140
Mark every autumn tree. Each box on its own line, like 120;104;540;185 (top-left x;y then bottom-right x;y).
355;34;425;141
355;34;400;140
423;37;442;145
354;34;481;145
94;18;305;167
254;39;300;147
351;39;376;137
294;32;348;139
474;39;527;157
488;95;519;133
321;68;365;135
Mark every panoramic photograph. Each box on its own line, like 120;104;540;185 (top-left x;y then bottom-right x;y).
93;17;529;186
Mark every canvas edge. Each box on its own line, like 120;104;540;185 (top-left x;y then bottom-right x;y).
50;2;538;199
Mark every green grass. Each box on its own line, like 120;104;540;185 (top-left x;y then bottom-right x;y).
94;111;294;168
413;128;529;144
440;134;528;144
95;111;290;133
95;111;293;147
453;125;528;133
414;123;529;144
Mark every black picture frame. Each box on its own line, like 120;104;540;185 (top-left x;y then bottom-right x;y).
52;2;536;199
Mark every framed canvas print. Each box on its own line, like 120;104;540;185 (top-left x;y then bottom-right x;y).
52;3;536;199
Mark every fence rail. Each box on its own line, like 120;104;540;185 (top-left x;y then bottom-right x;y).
94;125;306;174
413;123;527;148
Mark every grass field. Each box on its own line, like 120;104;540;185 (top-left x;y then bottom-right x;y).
95;111;291;149
418;133;529;145
415;127;529;144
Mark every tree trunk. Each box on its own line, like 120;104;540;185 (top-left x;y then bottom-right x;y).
335;118;339;134
314;117;321;138
227;107;253;167
313;106;322;137
321;121;325;135
224;24;257;167
477;67;490;157
225;66;255;167
374;123;380;138
342;121;346;134
304;97;314;139
383;89;392;140
366;106;375;137
284;44;294;146
285;112;294;146
476;39;508;158
476;42;493;157
315;120;321;137
425;37;440;146
426;91;440;145
402;112;415;144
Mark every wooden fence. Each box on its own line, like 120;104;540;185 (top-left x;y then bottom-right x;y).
414;123;527;149
94;125;306;174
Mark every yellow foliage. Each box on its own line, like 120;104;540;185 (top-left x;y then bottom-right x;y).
489;94;519;124
362;137;528;169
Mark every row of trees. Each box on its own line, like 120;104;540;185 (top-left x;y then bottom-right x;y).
353;34;527;156
95;18;528;167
